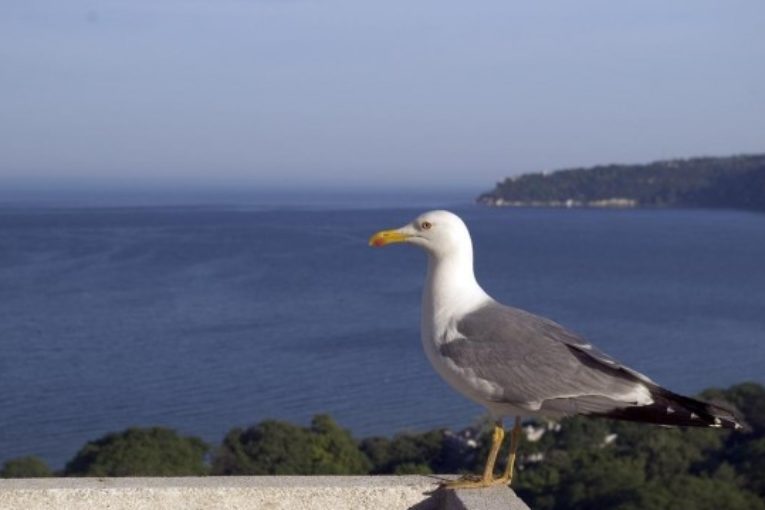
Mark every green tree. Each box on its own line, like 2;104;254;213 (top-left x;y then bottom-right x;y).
211;414;370;475
705;383;765;499
309;414;372;474
611;422;724;480
557;450;646;510
64;427;208;476
513;384;765;509
0;456;53;478
629;476;765;510
361;429;450;475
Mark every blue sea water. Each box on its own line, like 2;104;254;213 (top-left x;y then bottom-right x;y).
1;203;764;468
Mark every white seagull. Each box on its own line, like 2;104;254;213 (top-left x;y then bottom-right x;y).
369;210;743;489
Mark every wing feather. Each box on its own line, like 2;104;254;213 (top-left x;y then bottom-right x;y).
441;302;653;413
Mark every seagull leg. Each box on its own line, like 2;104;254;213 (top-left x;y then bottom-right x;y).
443;420;504;489
496;416;522;486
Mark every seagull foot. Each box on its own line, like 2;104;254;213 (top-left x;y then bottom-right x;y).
441;475;508;489
492;473;513;487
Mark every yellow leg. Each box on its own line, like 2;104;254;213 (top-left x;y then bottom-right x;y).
496;416;522;486
443;421;505;489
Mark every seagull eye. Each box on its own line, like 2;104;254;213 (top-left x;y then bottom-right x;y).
421;221;432;230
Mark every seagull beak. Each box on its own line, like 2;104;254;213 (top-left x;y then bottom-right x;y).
368;228;411;247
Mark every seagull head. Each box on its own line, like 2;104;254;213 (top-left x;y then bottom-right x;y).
369;210;473;260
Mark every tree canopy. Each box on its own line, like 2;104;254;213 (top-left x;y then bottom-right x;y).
512;384;765;510
64;427;209;476
0;456;52;478
211;414;370;475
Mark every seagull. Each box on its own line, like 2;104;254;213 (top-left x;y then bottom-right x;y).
369;210;743;489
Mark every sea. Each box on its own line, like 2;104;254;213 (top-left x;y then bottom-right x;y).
1;195;764;468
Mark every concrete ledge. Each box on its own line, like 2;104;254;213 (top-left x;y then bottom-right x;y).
0;476;529;510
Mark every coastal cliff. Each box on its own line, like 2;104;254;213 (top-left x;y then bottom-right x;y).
478;154;765;211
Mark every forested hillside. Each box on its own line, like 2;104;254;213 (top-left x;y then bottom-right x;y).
478;155;765;211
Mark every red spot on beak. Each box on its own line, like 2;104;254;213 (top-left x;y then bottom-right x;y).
373;238;385;247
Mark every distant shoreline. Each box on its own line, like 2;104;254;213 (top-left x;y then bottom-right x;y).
477;197;638;209
477;153;765;212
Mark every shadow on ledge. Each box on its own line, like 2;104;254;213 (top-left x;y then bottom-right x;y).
409;476;529;510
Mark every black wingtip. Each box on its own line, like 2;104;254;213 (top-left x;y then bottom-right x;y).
591;386;748;431
704;398;750;432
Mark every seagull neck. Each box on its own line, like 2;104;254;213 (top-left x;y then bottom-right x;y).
423;252;488;318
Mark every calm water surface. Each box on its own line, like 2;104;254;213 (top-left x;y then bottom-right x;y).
1;205;764;467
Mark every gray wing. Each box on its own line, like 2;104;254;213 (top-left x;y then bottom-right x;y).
441;302;655;414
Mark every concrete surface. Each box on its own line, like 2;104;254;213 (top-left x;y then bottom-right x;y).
0;476;530;510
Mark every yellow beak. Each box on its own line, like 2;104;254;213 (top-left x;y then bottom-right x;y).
369;228;410;247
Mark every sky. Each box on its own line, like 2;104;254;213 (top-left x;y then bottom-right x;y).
2;0;764;195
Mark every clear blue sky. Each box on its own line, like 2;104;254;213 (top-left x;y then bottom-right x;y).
2;0;764;193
